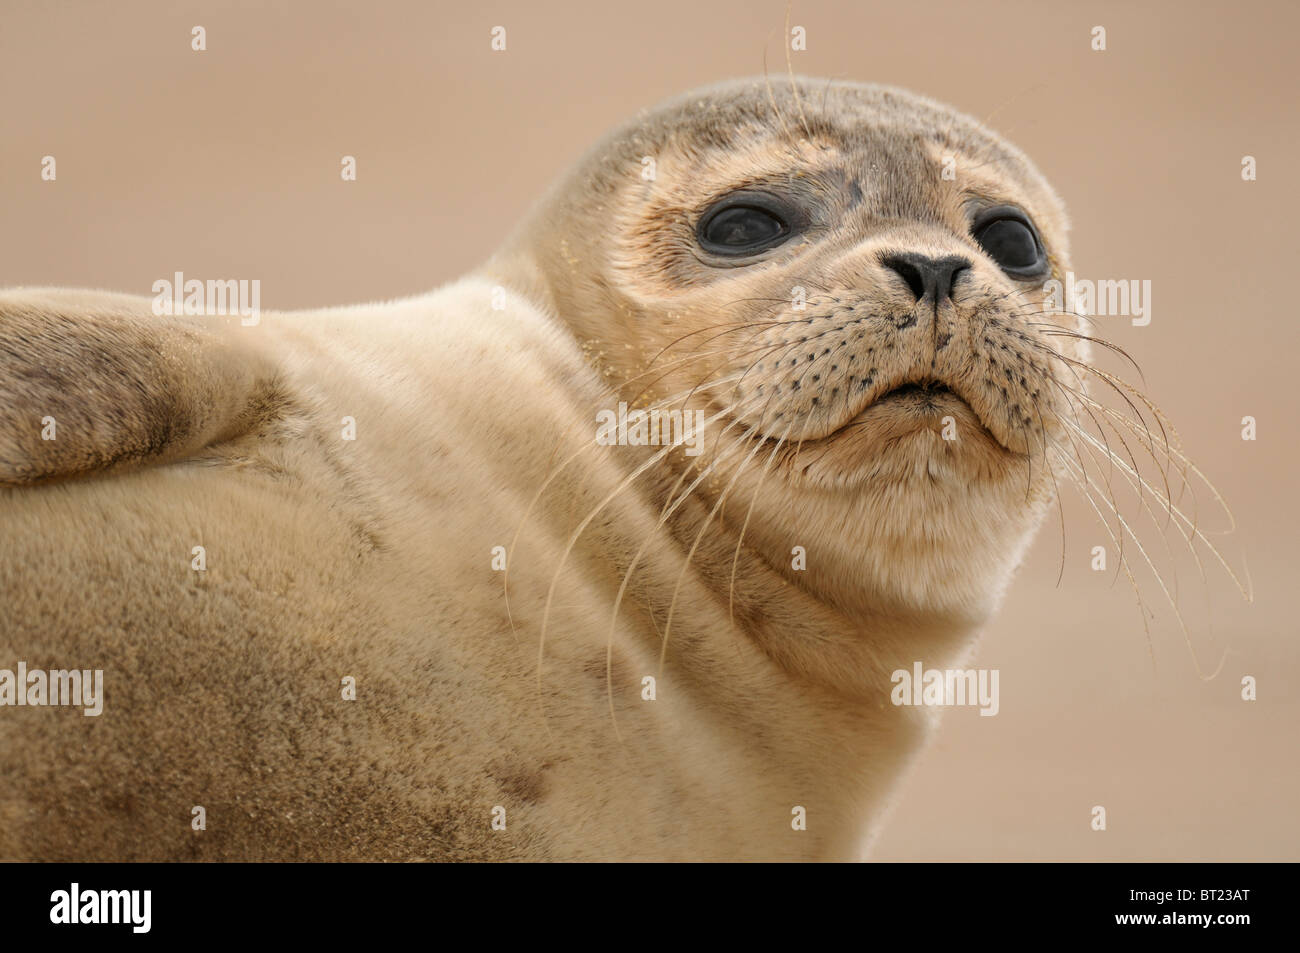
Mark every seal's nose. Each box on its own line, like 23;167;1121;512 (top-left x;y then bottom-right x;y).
880;253;971;304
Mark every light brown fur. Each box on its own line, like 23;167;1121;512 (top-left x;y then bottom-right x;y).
0;78;1087;860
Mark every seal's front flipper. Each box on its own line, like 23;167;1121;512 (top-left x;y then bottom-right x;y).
0;289;282;486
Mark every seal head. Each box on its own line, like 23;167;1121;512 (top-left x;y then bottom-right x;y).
490;77;1087;632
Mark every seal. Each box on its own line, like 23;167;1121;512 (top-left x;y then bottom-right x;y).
0;77;1091;861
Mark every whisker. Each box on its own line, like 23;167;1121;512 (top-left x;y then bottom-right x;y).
1046;431;1159;664
504;372;751;638
601;410;773;743
1053;439;1230;680
784;2;812;138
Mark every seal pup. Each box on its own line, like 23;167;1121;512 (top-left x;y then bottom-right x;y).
2;77;1107;860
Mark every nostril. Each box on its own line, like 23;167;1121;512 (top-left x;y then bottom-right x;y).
880;255;927;301
950;260;972;285
880;252;972;304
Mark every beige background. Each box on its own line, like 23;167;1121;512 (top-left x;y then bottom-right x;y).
2;0;1295;859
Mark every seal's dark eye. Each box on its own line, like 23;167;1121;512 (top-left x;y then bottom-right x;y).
698;199;791;256
972;207;1047;278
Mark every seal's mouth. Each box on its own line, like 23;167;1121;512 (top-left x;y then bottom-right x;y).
873;379;958;406
851;375;1016;454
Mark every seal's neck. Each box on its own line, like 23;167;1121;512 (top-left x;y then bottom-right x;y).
597;464;981;859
